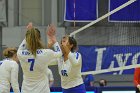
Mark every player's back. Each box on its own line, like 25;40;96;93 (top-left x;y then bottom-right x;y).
0;59;19;93
19;50;50;80
18;49;58;93
17;39;62;93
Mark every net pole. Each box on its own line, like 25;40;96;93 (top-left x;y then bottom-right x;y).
70;0;137;36
73;0;76;27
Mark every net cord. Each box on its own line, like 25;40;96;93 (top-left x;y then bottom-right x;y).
82;63;140;75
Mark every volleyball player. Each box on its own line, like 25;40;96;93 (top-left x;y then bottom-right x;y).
48;35;86;93
0;48;20;93
17;23;62;93
134;68;140;93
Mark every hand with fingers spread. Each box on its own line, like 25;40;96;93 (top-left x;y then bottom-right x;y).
26;22;33;30
48;24;56;36
47;24;57;46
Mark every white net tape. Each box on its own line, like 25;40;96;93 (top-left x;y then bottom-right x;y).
82;64;140;75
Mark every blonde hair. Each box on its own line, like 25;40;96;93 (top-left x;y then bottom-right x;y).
3;48;17;58
26;28;44;57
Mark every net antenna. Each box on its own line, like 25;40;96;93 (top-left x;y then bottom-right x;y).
70;0;137;36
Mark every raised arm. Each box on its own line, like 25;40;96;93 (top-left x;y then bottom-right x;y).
17;39;27;59
47;42;61;66
48;42;62;59
18;39;27;51
17;22;33;56
46;24;62;59
47;41;61;65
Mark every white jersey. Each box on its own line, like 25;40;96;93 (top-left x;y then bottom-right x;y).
0;59;20;93
17;39;62;93
58;52;83;89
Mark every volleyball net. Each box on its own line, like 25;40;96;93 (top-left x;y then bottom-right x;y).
68;0;140;75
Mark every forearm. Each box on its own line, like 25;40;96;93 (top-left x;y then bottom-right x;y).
53;42;61;51
52;42;62;58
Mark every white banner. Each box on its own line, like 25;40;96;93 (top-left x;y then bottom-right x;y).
0;0;6;22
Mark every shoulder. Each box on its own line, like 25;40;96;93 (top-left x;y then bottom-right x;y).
10;60;18;67
4;60;19;69
76;52;81;56
2;60;18;68
69;51;81;55
68;52;82;58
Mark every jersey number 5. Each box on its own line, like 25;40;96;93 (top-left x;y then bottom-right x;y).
28;59;35;71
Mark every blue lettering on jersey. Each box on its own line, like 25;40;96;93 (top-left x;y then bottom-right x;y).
61;70;68;76
22;44;25;47
76;52;79;59
22;51;30;55
37;50;43;54
56;46;60;52
0;61;3;65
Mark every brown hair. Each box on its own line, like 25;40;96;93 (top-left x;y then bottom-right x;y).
68;36;77;52
26;28;44;57
3;48;17;58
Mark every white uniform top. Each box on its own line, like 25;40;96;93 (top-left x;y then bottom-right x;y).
17;39;62;93
0;59;20;93
58;52;83;89
47;68;54;82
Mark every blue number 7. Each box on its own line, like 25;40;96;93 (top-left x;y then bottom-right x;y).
28;59;35;71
